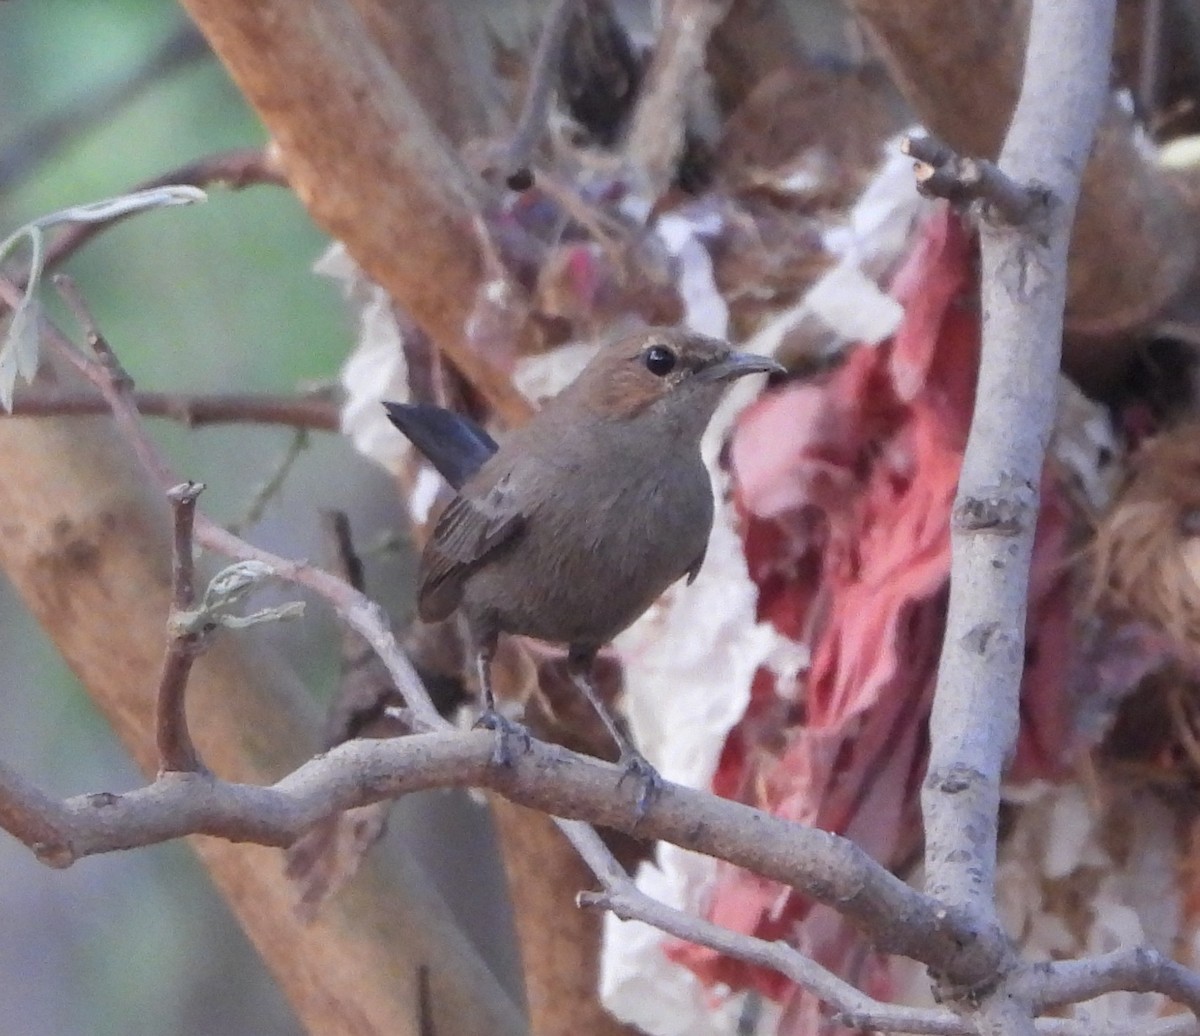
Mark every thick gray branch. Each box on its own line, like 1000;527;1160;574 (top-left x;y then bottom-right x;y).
0;728;981;975
922;0;1115;924
5;734;1199;1032
920;0;1117;1028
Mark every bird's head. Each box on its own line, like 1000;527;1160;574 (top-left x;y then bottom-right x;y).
569;328;784;432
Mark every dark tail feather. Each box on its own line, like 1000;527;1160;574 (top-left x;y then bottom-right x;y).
382;402;498;490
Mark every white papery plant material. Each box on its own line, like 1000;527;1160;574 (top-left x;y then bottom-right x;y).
997;781;1183;1027
1052;377;1118;512
743;133;928;367
316;244;411;471
655;206;730;341
602;480;790;1034
601;840;781;1036
823;131;929;274
513;340;598;403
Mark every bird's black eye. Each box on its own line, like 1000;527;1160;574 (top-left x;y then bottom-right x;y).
643;344;677;377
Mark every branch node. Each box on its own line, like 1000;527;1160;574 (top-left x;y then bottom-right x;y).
32;840;76;869
902;133;1049;228
85;791;121;808
951;487;1031;534
167;480;204;506
575;889;608;910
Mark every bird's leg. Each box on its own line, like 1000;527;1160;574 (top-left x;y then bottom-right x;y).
473;635;530;766
567;648;661;816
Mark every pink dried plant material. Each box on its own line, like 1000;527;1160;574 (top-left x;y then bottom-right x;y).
668;208;1080;1013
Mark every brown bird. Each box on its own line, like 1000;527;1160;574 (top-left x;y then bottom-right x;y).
385;328;783;805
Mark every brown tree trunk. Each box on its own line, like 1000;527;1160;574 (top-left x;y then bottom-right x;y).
178;0;533;425
491;798;645;1036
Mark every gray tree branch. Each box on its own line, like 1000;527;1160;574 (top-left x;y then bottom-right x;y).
921;0;1118;1031
2;725;1199;1035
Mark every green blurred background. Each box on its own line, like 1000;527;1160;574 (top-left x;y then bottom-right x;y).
0;4;519;1033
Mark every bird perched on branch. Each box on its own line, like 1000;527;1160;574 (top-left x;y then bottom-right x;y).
385;328;783;808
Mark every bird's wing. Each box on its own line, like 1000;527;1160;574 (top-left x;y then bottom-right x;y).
417;476;525;622
685;543;707;585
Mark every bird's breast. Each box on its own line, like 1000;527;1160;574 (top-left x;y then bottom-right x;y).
463;451;715;647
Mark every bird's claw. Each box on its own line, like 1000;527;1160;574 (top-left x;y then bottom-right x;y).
474;708;531;767
616;750;663;819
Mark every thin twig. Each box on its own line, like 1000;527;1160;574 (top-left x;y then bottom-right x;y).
418;963;437;1036
228;428;309;535
902;134;1048;225
0;760;72;868
170;482;203;612
54;274;133;387
41;274;173;486
7;387;339;430
565;820;970;1036
326;510;367;591
1139;0;1166;123
157;481;207;773
314;510;405;744
622;0;732;197
283;511;403;918
1028;947;1200;1019
531;168;633;267
54;275;209;774
499;0;583;189
1035;1019;1197;1036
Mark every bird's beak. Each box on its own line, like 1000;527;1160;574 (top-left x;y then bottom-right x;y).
696;351;786;383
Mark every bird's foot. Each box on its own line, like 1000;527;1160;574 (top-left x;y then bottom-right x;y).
474;708;531;767
616;749;663;819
